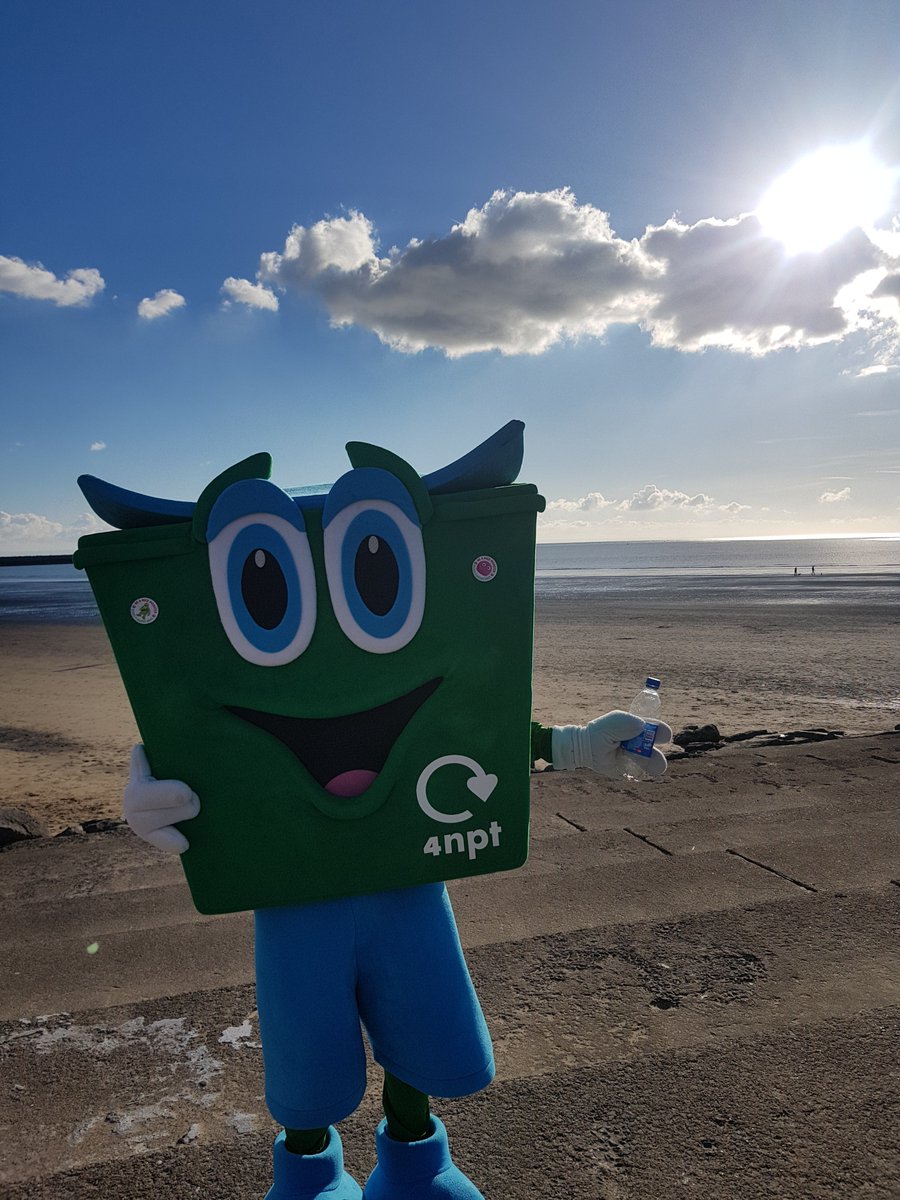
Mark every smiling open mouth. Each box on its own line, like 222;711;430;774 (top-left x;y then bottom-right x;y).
227;678;441;798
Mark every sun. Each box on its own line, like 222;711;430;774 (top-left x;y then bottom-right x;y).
756;144;896;254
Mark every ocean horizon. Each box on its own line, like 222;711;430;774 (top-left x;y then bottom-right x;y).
1;535;898;622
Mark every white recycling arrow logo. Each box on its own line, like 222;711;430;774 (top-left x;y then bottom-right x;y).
416;755;498;824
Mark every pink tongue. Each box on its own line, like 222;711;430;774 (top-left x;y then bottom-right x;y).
324;769;378;797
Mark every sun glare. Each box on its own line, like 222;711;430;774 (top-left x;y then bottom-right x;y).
756;144;896;254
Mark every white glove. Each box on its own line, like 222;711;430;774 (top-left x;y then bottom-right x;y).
551;711;673;780
123;744;200;854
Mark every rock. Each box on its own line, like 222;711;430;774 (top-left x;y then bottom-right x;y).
54;818;124;838
753;729;845;748
673;727;698;746
81;818;125;833
682;740;721;754
0;807;48;849
789;729;843;740
670;724;847;755
695;724;721;742
674;724;722;747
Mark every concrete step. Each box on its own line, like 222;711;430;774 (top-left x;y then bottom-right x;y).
2;734;898;1198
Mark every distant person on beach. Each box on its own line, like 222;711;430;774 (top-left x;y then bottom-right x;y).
812;565;816;574
794;567;798;575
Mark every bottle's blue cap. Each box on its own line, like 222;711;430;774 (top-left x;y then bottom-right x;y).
645;677;661;689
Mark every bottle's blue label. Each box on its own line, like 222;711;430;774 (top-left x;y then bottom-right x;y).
622;722;658;758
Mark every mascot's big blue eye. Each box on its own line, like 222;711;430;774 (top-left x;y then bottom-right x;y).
208;512;316;666
324;499;425;653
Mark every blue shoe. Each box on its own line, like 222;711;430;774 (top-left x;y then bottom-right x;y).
265;1128;362;1199
364;1117;484;1199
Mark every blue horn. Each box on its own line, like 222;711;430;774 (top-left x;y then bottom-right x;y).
78;420;526;530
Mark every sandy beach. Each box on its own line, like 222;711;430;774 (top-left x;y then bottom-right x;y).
1;585;897;833
531;589;899;736
2;583;899;1199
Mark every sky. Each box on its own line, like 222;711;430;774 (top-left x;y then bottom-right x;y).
2;0;900;553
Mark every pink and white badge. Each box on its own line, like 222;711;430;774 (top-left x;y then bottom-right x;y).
472;555;498;582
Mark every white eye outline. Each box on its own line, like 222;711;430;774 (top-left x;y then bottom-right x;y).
324;499;426;654
208;511;317;666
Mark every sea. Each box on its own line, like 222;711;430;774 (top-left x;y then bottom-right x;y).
1;537;898;622
534;536;900;606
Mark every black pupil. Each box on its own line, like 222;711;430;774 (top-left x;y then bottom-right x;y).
241;549;288;629
354;535;399;616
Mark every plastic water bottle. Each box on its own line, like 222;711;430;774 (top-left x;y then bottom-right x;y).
621;677;661;776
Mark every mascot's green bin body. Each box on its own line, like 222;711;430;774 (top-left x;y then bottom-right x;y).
74;422;545;915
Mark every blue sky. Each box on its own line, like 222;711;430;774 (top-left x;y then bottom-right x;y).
3;0;900;552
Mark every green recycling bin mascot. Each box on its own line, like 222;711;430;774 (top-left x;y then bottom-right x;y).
75;420;670;1199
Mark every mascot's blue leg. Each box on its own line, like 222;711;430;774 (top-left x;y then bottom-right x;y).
363;1117;484;1199
265;1128;362;1200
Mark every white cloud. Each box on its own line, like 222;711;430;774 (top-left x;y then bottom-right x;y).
549;484;740;515
617;484;717;512
856;365;894;377
257;190;655;356
873;272;900;300
546;491;615;513
819;487;852;503
544;483;750;520
221;276;279;311
0;255;105;307
640;216;879;354
260;211;378;283
137;289;186;320
539;517;593;531
243;187;900;359
0;511;64;541
90;441;106;452
0;510;107;552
